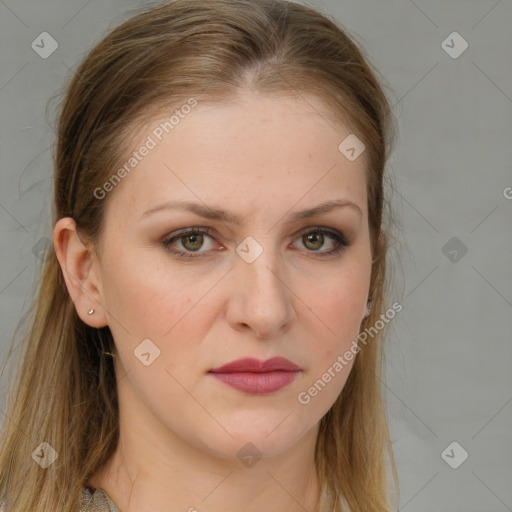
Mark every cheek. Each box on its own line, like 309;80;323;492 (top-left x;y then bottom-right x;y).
99;248;202;337
296;277;364;414
309;266;370;356
98;248;221;380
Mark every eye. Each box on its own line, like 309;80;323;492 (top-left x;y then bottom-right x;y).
161;226;351;259
292;227;351;257
161;227;218;258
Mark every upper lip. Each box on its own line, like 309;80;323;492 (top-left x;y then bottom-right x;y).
209;357;301;373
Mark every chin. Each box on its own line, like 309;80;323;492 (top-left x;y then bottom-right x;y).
191;420;311;462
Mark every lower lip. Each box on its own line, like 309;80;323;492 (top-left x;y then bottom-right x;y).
209;371;300;394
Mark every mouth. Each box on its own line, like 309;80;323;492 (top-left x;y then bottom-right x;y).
208;357;301;395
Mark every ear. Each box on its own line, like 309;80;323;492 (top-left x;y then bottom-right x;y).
53;217;107;328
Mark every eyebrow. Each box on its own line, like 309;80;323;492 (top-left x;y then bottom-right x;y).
139;198;362;224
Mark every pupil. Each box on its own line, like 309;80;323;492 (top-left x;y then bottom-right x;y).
305;233;323;250
184;234;202;251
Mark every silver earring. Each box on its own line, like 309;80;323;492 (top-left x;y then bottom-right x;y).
88;308;95;315
364;301;372;318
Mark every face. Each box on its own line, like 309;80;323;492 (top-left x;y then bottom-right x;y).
90;91;372;459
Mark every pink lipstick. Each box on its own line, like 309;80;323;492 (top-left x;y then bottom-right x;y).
208;357;301;395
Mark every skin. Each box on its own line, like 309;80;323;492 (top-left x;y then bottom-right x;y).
54;90;372;512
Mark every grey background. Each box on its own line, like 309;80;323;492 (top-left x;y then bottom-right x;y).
1;0;511;510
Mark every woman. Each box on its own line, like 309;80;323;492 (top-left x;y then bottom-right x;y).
0;0;400;510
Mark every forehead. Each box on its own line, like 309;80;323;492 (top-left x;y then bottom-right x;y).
104;91;368;222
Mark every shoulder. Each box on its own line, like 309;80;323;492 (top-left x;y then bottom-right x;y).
0;489;118;512
80;486;120;512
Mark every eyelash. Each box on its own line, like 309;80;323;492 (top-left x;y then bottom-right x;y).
161;226;351;259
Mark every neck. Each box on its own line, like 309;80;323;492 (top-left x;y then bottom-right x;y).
89;436;321;512
88;372;322;512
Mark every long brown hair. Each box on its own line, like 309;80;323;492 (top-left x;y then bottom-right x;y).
0;1;400;510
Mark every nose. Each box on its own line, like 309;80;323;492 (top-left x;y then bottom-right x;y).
225;243;295;339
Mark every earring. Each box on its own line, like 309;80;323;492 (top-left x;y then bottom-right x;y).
88;308;95;315
364;301;372;319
